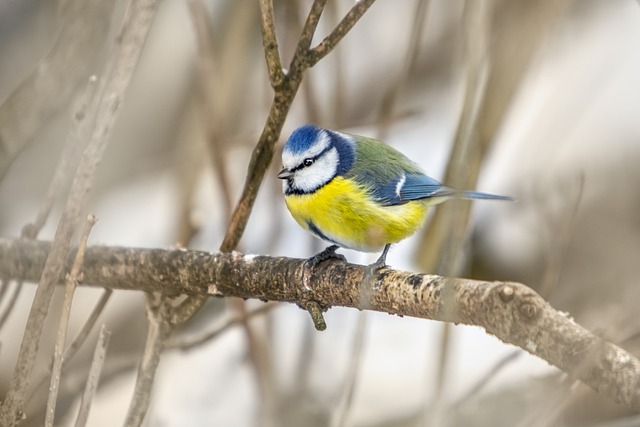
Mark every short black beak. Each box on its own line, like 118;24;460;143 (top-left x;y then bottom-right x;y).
278;168;293;179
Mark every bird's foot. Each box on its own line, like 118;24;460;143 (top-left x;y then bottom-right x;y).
305;245;346;269
365;244;391;276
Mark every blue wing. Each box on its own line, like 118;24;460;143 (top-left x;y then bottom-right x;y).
371;172;454;206
370;172;512;206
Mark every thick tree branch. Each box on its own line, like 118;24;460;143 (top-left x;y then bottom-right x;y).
0;237;638;411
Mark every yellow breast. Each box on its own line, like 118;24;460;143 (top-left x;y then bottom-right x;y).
284;177;428;252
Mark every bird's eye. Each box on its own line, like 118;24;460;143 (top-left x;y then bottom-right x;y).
303;158;314;167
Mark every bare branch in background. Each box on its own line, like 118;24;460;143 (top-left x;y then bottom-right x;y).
73;324;111;427
258;0;285;88
123;295;173;427
167;303;276;351
45;214;97;427
1;238;639;412
29;288;113;401
452;350;522;407
306;0;377;68
417;0;490;274
185;0;234;224
416;0;573;272
21;76;99;239
0;0;159;424
0;0;116;179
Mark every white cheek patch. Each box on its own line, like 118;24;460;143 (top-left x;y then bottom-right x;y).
292;148;339;193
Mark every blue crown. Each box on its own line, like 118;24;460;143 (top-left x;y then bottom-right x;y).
284;124;322;154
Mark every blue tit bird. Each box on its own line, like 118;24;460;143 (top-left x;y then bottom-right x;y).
278;124;512;269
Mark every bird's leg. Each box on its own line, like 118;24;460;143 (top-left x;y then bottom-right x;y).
368;244;391;271
305;244;346;269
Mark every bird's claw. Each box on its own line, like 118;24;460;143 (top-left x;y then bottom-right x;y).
305;245;346;269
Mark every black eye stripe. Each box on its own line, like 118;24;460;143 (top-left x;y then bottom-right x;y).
291;145;333;172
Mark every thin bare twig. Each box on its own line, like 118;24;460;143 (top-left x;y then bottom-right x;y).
123;295;173;427
64;289;113;368
185;0;234;224
453;350;522;407
306;0;377;67
0;0;158;424
290;0;328;72
0;0;116;180
167;303;276;351
45;214;98;427
21;76;99;239
259;0;285;88
29;288;113;401
73;324;111;427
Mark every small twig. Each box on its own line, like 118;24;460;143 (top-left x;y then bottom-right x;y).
289;0;328;74
73;324;111;427
21;76;98;240
306;0;377;67
259;0;285;88
167;303;276;351
123;295;173;427
45;214;97;427
185;0;234;224
453;350;522;407
0;0;116;180
29;288;113;401
302;300;326;331
64;288;113;367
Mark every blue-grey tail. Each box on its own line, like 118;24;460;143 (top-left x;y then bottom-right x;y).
459;190;513;201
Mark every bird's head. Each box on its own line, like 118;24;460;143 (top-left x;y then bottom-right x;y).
279;125;355;195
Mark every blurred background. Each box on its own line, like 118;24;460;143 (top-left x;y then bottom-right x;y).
1;0;640;426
